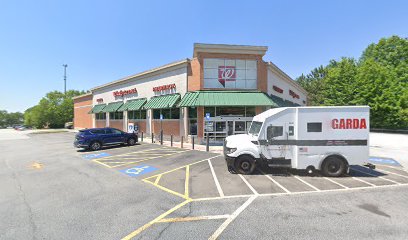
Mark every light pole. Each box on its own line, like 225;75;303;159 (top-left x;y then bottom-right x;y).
62;64;68;94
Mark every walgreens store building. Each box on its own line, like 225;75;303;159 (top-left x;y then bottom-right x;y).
73;43;307;142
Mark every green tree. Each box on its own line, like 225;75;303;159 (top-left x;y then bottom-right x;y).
296;35;408;129
0;110;24;127
24;90;85;128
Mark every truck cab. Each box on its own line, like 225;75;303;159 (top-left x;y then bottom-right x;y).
224;106;370;177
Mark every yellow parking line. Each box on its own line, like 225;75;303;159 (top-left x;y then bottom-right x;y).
143;179;187;199
184;165;190;198
109;152;185;168
154;175;162;185
121;199;192;240
92;159;114;168
143;155;220;182
157;215;230;223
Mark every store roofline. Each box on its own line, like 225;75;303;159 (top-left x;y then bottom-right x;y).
72;92;92;100
193;43;268;57
90;59;190;92
267;62;308;95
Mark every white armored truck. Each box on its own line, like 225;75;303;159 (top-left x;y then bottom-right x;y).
224;106;370;177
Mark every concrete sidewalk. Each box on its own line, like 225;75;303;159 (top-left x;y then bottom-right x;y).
140;136;224;154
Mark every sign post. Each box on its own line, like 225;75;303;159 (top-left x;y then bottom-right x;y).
128;123;135;133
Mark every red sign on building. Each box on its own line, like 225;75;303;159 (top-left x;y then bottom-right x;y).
273;85;283;94
113;88;137;97
153;84;176;92
289;89;300;99
218;66;236;87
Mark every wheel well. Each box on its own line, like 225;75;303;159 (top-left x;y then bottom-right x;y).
237;154;256;161
320;154;349;170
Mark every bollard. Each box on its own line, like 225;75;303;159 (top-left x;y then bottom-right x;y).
151;133;154;143
181;136;184;148
171;135;173;147
192;136;195;150
160;130;163;145
206;133;209;152
141;132;143;142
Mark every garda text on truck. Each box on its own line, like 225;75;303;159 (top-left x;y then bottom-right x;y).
224;106;370;177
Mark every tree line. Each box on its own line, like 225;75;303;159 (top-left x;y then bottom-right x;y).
0;110;24;127
297;36;408;129
24;90;85;128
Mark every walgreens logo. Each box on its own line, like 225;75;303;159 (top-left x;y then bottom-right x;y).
218;66;236;87
113;88;137;97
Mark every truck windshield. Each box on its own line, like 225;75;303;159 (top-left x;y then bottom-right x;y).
248;121;263;136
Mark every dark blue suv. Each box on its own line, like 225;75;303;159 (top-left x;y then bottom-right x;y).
74;128;138;151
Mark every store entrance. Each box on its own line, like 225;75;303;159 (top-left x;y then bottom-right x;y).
204;116;253;142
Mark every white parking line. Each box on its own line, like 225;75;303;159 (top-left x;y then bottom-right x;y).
239;175;259;195
350;167;402;185
260;171;291;193
208;159;225;197
375;168;408;179
209;195;257;240
293;176;321;191
323;177;349;189
349;176;376;186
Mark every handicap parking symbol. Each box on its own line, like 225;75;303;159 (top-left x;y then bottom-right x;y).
368;157;401;166
119;165;158;177
82;152;111;160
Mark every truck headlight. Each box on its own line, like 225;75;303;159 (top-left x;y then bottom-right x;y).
226;147;237;154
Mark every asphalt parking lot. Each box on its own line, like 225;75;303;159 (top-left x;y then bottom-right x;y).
2;131;408;240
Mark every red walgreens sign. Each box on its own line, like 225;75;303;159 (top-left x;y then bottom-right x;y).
113;88;137;97
289;89;300;99
332;118;367;129
153;84;176;92
218;66;236;87
273;85;283;94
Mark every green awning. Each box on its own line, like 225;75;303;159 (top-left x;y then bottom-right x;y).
89;104;106;114
270;95;300;107
117;98;147;112
143;94;180;109
102;101;124;112
179;91;278;107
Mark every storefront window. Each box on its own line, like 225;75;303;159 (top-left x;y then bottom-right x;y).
204;107;215;118
162;109;171;119
95;113;106;120
170;108;180;119
215;122;226;132
235;121;246;132
188;107;197;119
128;110;146;120
153;108;180;120
189;119;197;135
153;109;161;119
109;112;123;120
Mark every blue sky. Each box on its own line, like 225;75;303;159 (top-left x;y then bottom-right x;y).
0;0;407;112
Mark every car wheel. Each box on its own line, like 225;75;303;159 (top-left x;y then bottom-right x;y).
128;138;136;146
235;155;256;175
322;156;346;177
90;141;102;151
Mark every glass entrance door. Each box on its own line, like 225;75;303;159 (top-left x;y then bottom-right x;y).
227;121;234;136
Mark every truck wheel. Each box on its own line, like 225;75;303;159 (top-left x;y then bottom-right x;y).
322;156;346;177
90;141;102;151
235;155;256;175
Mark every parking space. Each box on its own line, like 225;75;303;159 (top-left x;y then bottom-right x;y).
80;142;408;239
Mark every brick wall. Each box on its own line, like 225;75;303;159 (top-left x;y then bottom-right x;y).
95;120;106;128
109;120;124;131
73;94;93;129
152;120;180;136
187;58;201;91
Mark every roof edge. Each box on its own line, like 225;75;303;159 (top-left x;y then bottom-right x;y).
72;92;92;100
267;62;308;95
91;59;190;92
194;43;268;57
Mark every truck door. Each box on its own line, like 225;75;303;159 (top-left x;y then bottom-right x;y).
260;123;291;167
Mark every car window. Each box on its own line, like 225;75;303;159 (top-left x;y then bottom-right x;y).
90;129;105;134
112;129;122;134
104;129;113;134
